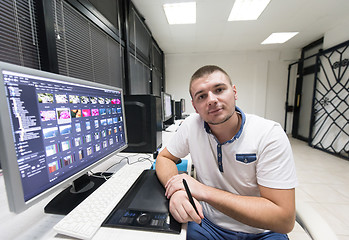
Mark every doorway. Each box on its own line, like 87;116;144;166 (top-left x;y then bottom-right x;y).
287;39;323;141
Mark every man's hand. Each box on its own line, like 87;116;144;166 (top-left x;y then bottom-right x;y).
165;173;205;200
165;173;296;233
169;190;204;224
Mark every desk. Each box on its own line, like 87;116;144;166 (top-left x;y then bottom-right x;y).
0;153;187;240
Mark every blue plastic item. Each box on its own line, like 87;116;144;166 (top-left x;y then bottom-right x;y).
152;159;188;172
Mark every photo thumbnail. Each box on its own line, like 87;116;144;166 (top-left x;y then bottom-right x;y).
59;124;72;135
55;94;68;104
90;97;98;104
82;109;91;117
69;95;80;104
40;110;56;121
45;143;59;157
87;147;93;156
74;137;82;147
99;108;106;115
71;109;81;118
61;155;74;166
78;150;84;160
81;96;89;104
37;93;54;103
100;119;107;126
91;108;99;116
94;120;99;128
97;97;105;104
42;127;59;139
48;161;60;173
61;140;72;152
75;122;81;132
86;121;91;130
56;108;71;124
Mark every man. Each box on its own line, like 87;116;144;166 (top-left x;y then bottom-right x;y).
156;65;297;240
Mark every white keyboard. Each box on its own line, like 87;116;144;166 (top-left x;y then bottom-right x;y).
53;162;149;239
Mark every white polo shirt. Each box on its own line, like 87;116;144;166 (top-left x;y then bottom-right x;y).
166;107;297;233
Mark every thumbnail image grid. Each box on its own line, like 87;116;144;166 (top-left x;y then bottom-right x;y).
39;91;124;175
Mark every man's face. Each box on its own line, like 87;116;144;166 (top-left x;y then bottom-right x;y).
190;71;237;125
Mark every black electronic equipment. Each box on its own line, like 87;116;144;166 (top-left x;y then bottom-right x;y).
175;101;182;119
175;99;186;120
102;170;181;234
123;95;162;153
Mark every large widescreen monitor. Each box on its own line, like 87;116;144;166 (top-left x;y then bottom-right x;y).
161;92;172;122
0;62;128;214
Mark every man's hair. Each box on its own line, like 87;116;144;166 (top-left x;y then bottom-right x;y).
189;65;232;98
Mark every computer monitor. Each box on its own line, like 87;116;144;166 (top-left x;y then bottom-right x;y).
180;98;185;113
161;92;172;122
174;98;186;120
0;61;128;214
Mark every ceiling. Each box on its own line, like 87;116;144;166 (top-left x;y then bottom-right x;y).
131;0;349;54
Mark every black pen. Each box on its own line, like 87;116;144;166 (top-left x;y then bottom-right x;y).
183;179;202;226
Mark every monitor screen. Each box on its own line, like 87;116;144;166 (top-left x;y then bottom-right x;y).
0;62;128;213
161;92;172;122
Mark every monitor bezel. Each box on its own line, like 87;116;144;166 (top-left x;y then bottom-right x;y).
180;98;185;113
0;61;128;213
161;92;172;122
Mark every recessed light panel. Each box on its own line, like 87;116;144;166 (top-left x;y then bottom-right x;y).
163;2;196;25
228;0;271;21
261;32;299;44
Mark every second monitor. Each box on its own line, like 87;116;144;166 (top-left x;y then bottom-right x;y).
175;98;185;119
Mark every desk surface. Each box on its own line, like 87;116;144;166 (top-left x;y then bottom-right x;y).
0;153;187;240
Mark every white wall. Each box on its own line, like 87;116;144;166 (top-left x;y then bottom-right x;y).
165;50;298;128
323;15;349;49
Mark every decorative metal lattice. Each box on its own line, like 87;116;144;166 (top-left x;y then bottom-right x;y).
310;41;349;160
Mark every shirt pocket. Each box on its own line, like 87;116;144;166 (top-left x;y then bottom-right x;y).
236;153;257;164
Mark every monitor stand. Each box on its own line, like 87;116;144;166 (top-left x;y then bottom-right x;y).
44;173;112;215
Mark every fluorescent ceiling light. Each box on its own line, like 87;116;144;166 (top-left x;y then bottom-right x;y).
261;32;299;44
228;0;271;21
163;2;196;25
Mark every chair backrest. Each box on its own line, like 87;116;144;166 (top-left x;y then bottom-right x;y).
296;201;338;240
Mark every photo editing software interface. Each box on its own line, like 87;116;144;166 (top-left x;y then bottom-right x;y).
1;67;127;208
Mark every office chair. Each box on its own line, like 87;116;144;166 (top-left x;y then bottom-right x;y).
295;201;338;240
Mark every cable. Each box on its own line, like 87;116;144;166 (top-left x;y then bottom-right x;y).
89;153;155;179
128;154;154;166
88;171;110;181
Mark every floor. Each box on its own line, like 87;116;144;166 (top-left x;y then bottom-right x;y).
288;137;349;240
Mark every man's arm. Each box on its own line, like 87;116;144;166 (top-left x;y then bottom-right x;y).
203;185;295;234
166;174;295;234
155;148;204;224
155;147;180;187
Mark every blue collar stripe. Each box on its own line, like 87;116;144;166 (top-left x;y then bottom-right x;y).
217;144;223;172
203;106;246;172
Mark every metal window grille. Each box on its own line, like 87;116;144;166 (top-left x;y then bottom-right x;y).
310;41;349;160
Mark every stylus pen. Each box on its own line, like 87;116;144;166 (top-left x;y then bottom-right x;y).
182;179;202;226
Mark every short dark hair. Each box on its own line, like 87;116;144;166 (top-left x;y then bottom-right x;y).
189;65;232;98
